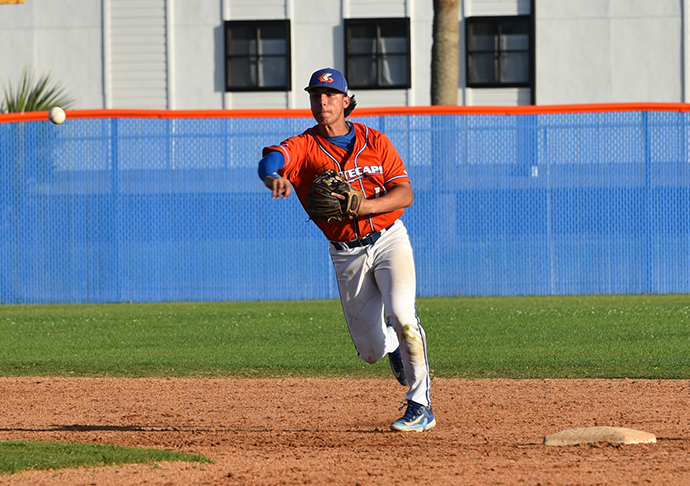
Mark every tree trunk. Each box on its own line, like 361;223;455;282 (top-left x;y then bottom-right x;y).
431;0;460;105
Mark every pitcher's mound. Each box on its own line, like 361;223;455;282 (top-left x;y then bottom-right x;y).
544;426;656;446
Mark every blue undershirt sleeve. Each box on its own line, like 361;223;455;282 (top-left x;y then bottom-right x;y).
258;151;286;181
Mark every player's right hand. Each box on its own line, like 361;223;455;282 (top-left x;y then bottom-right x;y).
265;176;292;199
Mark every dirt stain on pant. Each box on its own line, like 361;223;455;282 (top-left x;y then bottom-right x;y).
401;323;425;368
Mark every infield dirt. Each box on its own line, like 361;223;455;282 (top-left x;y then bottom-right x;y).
0;377;688;485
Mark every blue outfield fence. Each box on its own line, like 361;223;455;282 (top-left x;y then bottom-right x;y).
1;108;689;304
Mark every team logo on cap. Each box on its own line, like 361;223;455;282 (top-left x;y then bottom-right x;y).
317;73;334;83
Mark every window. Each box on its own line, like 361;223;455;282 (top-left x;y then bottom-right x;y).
345;18;411;90
224;20;291;91
466;16;531;88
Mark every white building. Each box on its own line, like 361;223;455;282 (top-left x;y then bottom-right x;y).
0;0;687;110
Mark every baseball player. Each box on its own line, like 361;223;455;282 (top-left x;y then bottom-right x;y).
258;68;434;432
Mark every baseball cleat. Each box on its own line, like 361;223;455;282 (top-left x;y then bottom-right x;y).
390;400;436;432
388;347;408;386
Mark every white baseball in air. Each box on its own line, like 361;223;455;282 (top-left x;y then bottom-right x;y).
48;106;66;125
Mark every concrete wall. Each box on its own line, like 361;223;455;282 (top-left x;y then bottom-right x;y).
0;0;104;109
536;0;684;104
0;0;686;110
172;0;225;109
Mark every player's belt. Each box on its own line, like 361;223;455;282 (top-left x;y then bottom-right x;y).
330;223;395;251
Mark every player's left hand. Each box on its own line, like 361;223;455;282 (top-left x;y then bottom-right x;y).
331;191;363;217
265;176;292;199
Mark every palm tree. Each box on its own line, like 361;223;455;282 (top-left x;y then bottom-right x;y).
1;69;75;113
431;0;460;105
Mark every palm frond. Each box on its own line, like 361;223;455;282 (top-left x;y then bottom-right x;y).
1;69;76;113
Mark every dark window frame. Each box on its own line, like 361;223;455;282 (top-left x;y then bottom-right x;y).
465;15;533;90
224;19;292;92
344;17;412;90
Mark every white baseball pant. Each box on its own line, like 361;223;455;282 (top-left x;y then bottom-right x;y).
329;219;431;407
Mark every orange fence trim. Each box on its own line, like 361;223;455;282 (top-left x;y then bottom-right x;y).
3;102;690;123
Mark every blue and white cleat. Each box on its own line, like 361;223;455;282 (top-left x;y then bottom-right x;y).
390;400;436;432
388;347;408;386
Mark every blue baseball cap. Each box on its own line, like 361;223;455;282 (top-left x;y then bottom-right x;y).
304;68;348;94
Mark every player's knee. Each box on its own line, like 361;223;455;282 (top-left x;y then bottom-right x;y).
357;348;385;364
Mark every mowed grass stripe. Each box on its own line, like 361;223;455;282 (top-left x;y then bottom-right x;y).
422;294;690;378
1;295;689;379
0;440;211;475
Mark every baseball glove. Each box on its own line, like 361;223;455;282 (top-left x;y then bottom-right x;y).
305;170;362;222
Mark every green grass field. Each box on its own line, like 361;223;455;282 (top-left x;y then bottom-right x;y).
2;294;690;379
0;441;210;475
2;294;690;475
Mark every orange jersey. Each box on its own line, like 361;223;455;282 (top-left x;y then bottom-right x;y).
263;122;410;242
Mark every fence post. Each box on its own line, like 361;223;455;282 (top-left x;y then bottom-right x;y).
111;117;122;301
642;111;652;294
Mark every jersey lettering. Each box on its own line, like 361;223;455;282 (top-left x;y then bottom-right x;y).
343;165;383;181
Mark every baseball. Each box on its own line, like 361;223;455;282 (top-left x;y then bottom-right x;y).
48;107;66;125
